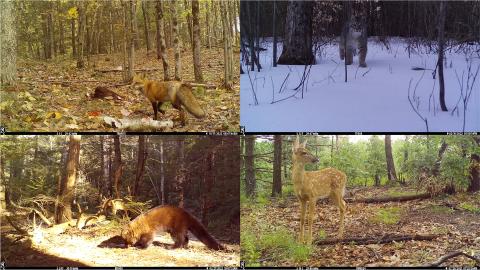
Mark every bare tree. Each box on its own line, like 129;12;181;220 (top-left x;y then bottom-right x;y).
277;1;314;65
385;135;398;185
55;135;81;224
155;0;170;80
0;0;16;85
437;1;448;111
171;0;181;80
272;135;282;197
191;0;203;82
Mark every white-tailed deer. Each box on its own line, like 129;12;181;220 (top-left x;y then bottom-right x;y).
292;137;347;244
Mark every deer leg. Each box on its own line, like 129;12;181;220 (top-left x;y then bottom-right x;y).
307;200;316;245
332;191;346;238
299;200;307;243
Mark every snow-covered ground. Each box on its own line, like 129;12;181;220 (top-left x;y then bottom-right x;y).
240;38;480;132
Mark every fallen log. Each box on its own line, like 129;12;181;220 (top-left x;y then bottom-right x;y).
426;251;480;267
94;67;160;73
103;116;173;131
315;234;439;246
345;193;432;203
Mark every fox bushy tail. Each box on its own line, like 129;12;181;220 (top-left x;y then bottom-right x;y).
176;85;206;119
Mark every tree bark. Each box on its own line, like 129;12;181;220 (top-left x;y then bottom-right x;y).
0;0;17;85
385;135;398;185
245;136;256;197
155;0;169;80
113;136;123;199
277;1;314;65
55;135;81;224
191;0;203;82
176;138;185;208
468;153;480;192
272;135;282;197
171;0;181;80
76;3;85;68
133;136;147;197
437;1;448;111
432;140;448;177
272;1;277;67
220;0;233;89
142;0;151;52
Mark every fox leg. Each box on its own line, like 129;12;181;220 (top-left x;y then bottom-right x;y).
151;101;158;120
173;102;186;126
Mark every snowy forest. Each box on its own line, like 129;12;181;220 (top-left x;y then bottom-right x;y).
0;0;239;132
240;1;480;132
241;135;480;266
0;135;240;266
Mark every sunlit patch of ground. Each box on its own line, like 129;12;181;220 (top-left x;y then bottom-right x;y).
2;222;239;267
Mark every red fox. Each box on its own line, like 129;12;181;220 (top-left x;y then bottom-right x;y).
120;205;224;250
132;74;205;125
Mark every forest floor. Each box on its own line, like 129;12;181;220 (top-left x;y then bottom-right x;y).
241;187;480;267
1;218;239;267
1;46;239;132
240;38;480;132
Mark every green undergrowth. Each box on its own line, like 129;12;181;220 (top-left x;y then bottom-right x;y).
370;206;403;225
241;205;312;266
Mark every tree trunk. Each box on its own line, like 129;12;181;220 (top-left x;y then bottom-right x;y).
277;1;314;65
184;0;193;46
245;136;256;197
177;138;186;208
205;1;211;49
191;0;203;82
156;0;170;80
128;1;135;79
133;136;147;197
113;136;123;199
171;0;181;80
272;135;282;197
55;135;81;224
437;1;448;111
142;0;151;52
0;0;17;85
131;0;139;50
76;3;85;68
109;3;115;53
468;153;480;193
58;2;65;54
385;135;398;185
220;0;233;89
374;174;380;186
48;9;55;58
272;1;277;67
432;141;448;177
160;139;165;204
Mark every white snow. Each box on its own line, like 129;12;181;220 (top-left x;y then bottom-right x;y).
240;38;480;132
